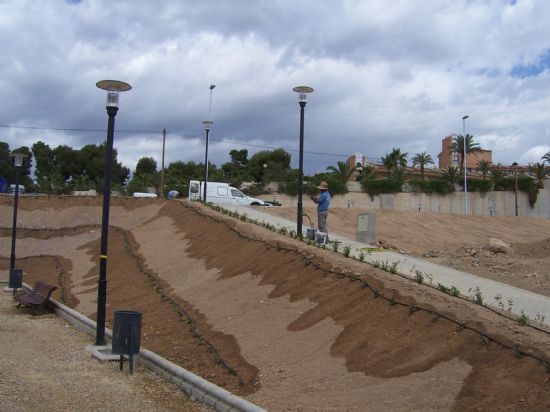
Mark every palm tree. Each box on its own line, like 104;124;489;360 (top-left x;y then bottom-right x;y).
381;148;408;172
360;164;376;181
489;165;505;190
441;165;461;187
476;159;491;180
411;151;434;180
529;162;549;188
449;134;482;173
326;160;355;183
542;151;550;164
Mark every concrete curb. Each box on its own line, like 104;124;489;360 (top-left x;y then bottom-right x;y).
15;283;265;412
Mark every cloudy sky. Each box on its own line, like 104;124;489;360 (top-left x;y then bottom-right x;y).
1;0;550;175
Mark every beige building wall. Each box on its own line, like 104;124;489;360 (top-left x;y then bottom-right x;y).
437;135;492;170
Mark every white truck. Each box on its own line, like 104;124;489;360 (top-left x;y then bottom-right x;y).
188;180;270;206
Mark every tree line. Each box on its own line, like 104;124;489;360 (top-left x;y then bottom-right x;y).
1;136;548;199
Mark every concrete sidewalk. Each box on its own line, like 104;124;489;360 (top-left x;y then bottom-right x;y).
227;205;550;327
0;291;210;412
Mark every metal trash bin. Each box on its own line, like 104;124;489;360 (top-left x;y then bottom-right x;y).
112;310;142;373
9;269;22;295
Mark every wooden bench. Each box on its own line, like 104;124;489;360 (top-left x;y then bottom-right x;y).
14;281;57;310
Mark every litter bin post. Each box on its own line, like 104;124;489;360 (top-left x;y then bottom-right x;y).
356;213;376;245
112;310;143;374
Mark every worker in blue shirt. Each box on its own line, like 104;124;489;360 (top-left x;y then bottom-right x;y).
310;181;331;237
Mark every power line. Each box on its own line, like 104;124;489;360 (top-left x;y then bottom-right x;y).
0;123;147;134
0;122;377;159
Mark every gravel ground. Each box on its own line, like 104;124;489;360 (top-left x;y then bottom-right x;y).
0;291;211;412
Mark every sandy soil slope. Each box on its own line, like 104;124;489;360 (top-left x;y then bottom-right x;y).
262;206;550;297
1;195;549;411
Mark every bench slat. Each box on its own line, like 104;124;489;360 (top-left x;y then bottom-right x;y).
14;281;57;308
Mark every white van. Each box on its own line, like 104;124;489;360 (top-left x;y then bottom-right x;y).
188;180;269;206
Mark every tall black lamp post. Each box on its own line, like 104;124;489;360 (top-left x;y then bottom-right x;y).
95;80;131;346
462;115;469;216
202;84;216;202
9;152;27;272
292;85;314;237
512;161;518;216
202;119;213;202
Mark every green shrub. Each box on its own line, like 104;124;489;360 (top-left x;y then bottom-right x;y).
493;177;514;191
408;179;453;195
361;178;402;199
282;180;298;196
467;179;492;193
242;183;265;196
517;176;539;208
321;175;348;195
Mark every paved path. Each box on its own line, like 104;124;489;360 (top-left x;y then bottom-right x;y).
228;205;550;326
0;292;210;412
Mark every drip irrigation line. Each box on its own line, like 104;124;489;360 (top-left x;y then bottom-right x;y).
372;259;550;334
112;226;245;386
0;253;68;304
3;216;550;372
0;224;245;386
5;223;549;334
185;201;550;372
53;255;68;305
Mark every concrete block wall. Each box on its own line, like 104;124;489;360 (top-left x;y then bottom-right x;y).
260;189;550;218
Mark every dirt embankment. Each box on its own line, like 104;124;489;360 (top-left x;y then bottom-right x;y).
1;195;549;411
263;205;550;296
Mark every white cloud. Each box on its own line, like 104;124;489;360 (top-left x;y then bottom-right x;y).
1;0;550;176
519;144;550;164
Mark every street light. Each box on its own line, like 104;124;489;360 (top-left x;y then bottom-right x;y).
512;161;518;216
202;85;216;202
293;85;314;237
9;152;27;273
95;79;132;346
462;115;469;215
160;128;166;199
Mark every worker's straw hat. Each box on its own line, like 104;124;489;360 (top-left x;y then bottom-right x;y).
317;181;329;190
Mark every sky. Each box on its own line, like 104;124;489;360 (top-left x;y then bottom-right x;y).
1;0;550;175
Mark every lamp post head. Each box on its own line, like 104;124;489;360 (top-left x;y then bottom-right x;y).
210;84;216;90
11;152;28;167
293;85;314;103
462;115;469;120
202;120;214;131
512;162;518;167
96;80;132;107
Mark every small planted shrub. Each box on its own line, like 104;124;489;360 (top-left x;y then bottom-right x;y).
343;244;351;257
518;310;529;326
468;287;484;305
449;286;460;297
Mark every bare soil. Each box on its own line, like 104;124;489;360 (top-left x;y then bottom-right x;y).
263;206;550;297
1;195;550;411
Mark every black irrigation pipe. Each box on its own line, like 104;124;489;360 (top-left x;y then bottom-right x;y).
52;255;68;305
17;222;535;328
369;258;550;335
0;254;68;305
3;212;550;372
112;227;245;387
185;201;550;373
